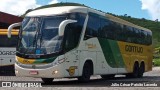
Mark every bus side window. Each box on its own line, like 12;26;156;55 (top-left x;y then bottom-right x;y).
99;18;123;40
141;30;146;45
126;26;133;43
147;32;152;45
84;14;100;40
99;18;110;39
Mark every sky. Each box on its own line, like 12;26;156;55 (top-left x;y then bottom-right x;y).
0;0;160;20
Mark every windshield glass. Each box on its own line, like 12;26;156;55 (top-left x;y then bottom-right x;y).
17;13;86;56
18;15;66;55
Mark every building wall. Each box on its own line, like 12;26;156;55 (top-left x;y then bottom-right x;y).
0;11;23;29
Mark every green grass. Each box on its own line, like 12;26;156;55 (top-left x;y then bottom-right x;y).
153;58;160;66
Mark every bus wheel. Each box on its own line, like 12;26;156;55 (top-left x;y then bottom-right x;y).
41;78;54;83
138;62;145;78
101;74;115;79
78;62;92;82
132;62;139;78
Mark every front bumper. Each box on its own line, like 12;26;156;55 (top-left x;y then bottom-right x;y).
15;63;65;78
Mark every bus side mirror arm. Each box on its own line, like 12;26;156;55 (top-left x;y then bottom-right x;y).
8;22;21;38
58;20;77;36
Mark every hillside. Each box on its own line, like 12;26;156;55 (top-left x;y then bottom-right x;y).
22;3;160;48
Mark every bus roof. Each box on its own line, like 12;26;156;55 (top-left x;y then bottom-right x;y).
0;29;18;35
26;3;151;32
27;6;88;17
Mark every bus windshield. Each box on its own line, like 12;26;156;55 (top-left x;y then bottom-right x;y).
18;15;66;55
17;13;86;56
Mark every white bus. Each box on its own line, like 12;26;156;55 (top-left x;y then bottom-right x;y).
0;29;18;75
8;3;152;83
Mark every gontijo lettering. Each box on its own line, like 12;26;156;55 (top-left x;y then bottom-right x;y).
125;45;143;53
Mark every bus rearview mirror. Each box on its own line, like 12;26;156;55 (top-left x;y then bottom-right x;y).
59;20;77;36
8;22;21;38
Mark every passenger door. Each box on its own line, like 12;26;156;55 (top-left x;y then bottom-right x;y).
63;23;81;77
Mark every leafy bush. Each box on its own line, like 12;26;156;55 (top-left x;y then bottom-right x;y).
153;59;160;66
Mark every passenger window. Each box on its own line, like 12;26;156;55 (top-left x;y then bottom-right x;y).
84;14;100;40
99;18;110;38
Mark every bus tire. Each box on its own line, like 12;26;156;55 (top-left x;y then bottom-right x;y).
78;62;92;82
41;78;54;83
132;62;139;78
101;74;115;79
138;62;145;78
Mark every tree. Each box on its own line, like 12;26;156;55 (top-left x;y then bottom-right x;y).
155;19;158;22
124;14;127;17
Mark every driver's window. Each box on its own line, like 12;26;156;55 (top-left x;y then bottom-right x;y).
64;23;77;51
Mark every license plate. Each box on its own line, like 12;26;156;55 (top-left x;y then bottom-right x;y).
29;71;38;75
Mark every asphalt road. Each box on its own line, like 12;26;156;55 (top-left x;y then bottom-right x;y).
0;67;160;90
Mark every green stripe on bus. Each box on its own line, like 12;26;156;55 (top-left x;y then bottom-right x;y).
98;38;117;68
34;57;57;64
109;40;125;68
98;38;125;68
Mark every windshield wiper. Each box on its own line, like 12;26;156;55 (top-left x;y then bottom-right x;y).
32;29;39;48
17;28;22;48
